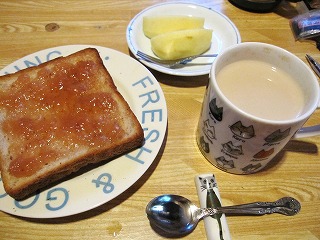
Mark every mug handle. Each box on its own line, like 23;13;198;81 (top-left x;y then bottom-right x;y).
295;98;320;138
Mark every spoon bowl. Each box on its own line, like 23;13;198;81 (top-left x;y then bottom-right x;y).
146;195;199;235
146;194;301;235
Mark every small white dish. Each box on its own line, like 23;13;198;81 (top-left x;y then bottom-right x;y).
126;2;241;76
0;45;167;218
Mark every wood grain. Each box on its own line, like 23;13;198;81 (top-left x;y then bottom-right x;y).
0;0;319;239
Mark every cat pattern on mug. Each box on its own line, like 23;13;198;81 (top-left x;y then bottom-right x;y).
199;136;210;153
199;175;224;240
252;148;274;160
230;121;255;139
216;156;235;169
222;141;243;156
264;128;291;143
202;119;216;143
209;98;223;122
241;163;262;174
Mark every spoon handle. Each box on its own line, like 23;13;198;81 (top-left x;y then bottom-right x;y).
214;207;281;215
202;197;301;216
220;197;298;209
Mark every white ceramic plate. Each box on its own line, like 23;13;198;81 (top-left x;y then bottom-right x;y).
126;2;241;76
0;45;167;218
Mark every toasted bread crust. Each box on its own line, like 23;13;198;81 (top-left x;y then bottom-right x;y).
0;48;144;199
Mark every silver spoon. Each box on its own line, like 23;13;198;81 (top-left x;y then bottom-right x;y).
146;194;301;235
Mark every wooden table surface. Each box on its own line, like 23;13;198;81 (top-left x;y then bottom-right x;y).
0;0;319;239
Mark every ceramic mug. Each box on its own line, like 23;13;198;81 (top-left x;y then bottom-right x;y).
196;42;320;174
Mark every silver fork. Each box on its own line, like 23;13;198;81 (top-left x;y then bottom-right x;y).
136;51;218;68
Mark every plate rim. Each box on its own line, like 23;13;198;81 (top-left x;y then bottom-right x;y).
0;44;168;218
126;2;241;76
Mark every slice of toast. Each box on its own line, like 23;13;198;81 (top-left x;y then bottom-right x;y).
0;48;144;200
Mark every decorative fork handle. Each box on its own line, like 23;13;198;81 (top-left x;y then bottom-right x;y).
179;54;218;63
136;50;218;67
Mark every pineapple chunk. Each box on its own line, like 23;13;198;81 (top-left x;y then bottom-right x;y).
143;15;205;38
151;29;213;60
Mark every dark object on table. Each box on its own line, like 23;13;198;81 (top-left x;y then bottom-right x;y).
228;0;283;12
290;9;320;50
